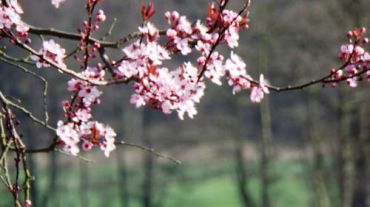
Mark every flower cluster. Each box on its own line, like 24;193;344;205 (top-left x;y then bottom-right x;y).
0;2;29;39
116;4;269;119
31;39;66;68
330;27;370;87
206;3;250;48
56;66;116;157
130;62;206;120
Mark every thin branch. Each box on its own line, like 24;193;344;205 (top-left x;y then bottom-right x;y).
101;18;117;41
14;39;136;86
117;141;181;164
0;91;55;132
0;139;13;164
23;140;181;164
28;25;148;48
0;55;50;123
55;149;95;163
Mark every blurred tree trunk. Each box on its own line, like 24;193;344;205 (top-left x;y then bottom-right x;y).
116;104;133;207
41;152;58;207
337;89;354;207
116;148;130;207
259;44;272;207
27;151;39;207
352;99;370;207
25;128;40;207
326;0;367;206
141;109;154;207
234;135;255;207
79;159;89;207
232;102;255;207
307;88;331;207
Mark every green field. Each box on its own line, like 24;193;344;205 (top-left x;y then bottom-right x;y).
0;158;312;207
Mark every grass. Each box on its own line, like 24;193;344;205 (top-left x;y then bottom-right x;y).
0;158;312;207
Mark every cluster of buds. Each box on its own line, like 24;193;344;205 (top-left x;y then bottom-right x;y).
75;3;107;66
330;27;370;87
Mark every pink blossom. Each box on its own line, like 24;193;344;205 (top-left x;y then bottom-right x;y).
78;86;102;106
362;52;370;62
354;46;365;55
73;109;92;122
139;22;159;41
56;121;80;155
224;27;239;48
259;74;270;94
250;74;269;103
0;5;28;34
100;137;116;157
31;39;66;68
130;94;146;107
176;16;192;34
174;37;191;55
122;40;170;66
250;86;264;103
224;52;252;94
340;44;354;56
166;28;177;39
117;60;140;79
82;140;93;151
346;78;358;87
204;52;225;85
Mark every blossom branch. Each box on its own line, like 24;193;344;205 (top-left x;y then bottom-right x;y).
13;38;136;86
28;25;162;48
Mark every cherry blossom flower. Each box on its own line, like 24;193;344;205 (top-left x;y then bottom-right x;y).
31;39;66;68
101;137;116;157
73;109;92;122
224;52;252;94
56;121;80;155
346;78;358;88
139;22;159;41
82;140;93;151
250;86;264;103
250;74;269;103
174;37;192;55
0;4;29;35
56;119;117;157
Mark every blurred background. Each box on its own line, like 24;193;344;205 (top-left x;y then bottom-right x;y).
1;0;370;206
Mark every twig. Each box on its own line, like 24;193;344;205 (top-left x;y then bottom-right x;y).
0;139;13;164
101;18;117;41
0;55;50;124
15;38;136;86
117;141;181;164
0;91;55;132
28;25;145;48
55;149;95;163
